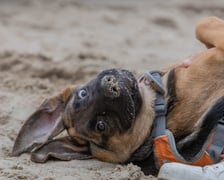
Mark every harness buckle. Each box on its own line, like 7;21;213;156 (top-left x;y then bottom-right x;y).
143;71;165;95
155;104;167;117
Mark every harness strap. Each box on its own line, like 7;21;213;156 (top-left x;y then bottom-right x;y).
141;70;224;168
143;71;167;137
208;117;224;162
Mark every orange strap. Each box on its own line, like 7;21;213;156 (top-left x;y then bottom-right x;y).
154;135;215;167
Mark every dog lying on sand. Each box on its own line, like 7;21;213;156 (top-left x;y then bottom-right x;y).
12;16;224;175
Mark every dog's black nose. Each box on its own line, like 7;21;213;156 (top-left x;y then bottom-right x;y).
100;75;121;98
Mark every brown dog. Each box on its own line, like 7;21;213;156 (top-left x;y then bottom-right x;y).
12;17;224;175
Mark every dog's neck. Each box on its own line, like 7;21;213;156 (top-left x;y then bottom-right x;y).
127;70;175;163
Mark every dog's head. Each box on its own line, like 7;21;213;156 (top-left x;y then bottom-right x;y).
64;69;143;162
12;69;156;163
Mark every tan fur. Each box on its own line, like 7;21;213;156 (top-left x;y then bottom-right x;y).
166;48;224;136
196;16;224;50
60;85;76;102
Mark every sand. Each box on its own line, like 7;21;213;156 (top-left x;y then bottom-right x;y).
0;0;223;179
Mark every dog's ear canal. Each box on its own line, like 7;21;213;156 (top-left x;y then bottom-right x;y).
12;86;75;156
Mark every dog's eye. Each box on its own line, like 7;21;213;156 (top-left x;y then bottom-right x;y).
96;121;106;132
78;89;87;99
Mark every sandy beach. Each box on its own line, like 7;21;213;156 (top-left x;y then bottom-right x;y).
0;0;224;179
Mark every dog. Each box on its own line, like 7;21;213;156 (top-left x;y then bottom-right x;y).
12;16;224;176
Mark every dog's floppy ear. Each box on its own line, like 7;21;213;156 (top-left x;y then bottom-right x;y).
196;16;224;50
12;86;75;156
30;137;92;163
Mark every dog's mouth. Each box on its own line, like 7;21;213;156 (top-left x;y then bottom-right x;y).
64;69;142;148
